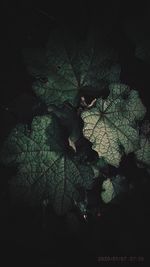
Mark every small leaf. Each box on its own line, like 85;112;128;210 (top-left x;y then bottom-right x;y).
101;175;127;203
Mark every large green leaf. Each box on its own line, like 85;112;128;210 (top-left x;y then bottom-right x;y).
24;30;120;106
81;83;146;167
1;115;94;215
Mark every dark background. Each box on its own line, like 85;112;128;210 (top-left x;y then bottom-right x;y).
1;0;150;265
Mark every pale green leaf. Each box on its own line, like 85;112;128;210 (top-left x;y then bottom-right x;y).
101;175;127;203
81;83;146;167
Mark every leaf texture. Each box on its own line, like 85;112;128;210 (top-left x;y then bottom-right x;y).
81;83;146;166
24;30;120;106
1;115;94;215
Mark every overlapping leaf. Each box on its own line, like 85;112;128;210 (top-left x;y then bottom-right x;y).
0;115;94;215
47;103;82;150
24;30;120;106
81;83;146;167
